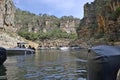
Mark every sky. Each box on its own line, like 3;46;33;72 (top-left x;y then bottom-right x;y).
13;0;94;19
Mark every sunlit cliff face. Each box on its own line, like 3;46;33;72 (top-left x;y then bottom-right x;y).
77;0;120;42
0;0;15;31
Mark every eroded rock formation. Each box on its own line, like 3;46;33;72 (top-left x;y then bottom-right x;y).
0;0;15;31
77;0;120;45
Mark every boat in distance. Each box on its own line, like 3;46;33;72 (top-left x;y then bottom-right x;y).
6;42;35;55
59;46;70;51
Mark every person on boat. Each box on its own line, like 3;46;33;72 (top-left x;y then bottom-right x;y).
17;43;20;48
22;45;26;48
31;47;35;51
28;45;32;49
28;45;35;51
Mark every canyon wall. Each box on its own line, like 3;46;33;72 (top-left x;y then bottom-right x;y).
77;0;120;45
0;0;15;31
14;9;80;34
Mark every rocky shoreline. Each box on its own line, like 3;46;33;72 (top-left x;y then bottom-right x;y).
0;31;38;49
0;30;119;49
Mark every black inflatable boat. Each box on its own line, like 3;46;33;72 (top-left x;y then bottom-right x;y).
0;47;7;65
87;45;120;80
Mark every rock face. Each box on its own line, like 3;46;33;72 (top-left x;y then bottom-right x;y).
60;17;80;33
14;10;80;34
0;0;38;48
0;0;19;48
77;0;120;45
0;0;15;31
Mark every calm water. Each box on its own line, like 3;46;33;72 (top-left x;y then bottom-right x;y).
1;50;87;80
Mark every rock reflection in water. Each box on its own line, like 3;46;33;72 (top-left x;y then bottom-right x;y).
4;50;87;80
0;65;7;80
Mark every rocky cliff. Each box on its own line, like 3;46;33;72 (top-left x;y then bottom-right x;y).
60;16;80;33
14;9;80;34
0;0;38;48
0;0;16;48
77;0;120;46
0;0;15;31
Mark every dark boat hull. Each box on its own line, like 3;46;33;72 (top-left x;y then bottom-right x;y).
0;47;7;65
88;45;120;80
6;47;35;55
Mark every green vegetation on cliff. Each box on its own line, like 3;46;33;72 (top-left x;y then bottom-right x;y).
15;9;79;41
110;7;120;20
18;29;77;41
15;8;79;41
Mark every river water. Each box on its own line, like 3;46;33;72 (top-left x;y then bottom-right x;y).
1;49;87;80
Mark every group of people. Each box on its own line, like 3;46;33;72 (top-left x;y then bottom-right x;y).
17;43;35;50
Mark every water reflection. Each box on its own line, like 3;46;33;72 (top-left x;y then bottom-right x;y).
4;50;87;80
0;65;7;80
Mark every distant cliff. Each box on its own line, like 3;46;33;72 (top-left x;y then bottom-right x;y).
77;0;120;45
0;0;15;31
14;9;80;34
